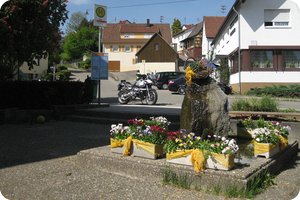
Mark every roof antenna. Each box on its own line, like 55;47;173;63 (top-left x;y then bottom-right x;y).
221;5;227;15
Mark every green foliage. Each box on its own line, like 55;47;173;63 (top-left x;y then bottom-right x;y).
246;169;276;198
162;169;192;189
61;27;98;61
0;0;68;79
171;18;182;36
231;96;278;112
66;11;86;33
56;70;71;81
42;65;71;81
216;58;230;85
247;84;300;98
78;58;91;70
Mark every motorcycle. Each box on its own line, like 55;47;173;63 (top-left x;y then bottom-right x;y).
117;75;158;105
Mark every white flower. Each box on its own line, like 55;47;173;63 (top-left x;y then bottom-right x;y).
221;137;226;141
256;138;260;142
228;139;236;147
111;124;117;129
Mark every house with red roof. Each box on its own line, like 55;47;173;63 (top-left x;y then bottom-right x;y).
202;16;225;59
102;20;172;72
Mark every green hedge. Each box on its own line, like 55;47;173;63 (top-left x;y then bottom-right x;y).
231;96;278;112
0;80;93;109
247;85;300;98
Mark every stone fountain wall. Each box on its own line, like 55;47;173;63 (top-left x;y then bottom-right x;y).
180;77;230;137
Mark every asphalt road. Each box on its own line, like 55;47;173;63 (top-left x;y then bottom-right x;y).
70;70;300;110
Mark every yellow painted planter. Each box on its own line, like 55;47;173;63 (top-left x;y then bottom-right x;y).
132;140;164;159
110;137;163;159
110;138;133;156
253;140;280;158
278;135;288;150
166;150;235;172
207;153;235;170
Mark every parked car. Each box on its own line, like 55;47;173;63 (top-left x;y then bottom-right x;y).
155;71;185;90
168;75;186;94
168;76;232;95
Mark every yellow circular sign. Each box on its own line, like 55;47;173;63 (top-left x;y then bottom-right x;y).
96;7;105;18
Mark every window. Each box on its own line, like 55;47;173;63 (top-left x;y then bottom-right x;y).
125;45;130;52
283;51;300;68
154;43;159;51
250;51;273;68
144;33;153;38
112;45;118;52
264;9;290;27
124;33;134;38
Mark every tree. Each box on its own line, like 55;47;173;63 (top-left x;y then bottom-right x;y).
65;11;86;34
0;0;68;80
172;18;182;36
61;26;98;61
217;58;230;85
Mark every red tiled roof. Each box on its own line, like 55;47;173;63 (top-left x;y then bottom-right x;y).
120;24;159;33
103;22;172;44
204;16;225;38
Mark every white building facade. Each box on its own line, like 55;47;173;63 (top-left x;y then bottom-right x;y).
212;0;300;93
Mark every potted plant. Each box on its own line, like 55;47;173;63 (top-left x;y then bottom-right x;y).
110;123;132;156
252;127;280;158
239;118;290;153
110;116;170;159
164;130;239;172
205;135;238;170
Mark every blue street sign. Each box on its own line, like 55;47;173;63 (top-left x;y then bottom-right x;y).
91;55;108;80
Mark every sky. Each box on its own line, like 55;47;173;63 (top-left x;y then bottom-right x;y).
65;0;236;32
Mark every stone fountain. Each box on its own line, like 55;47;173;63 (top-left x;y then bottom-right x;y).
180;58;230;137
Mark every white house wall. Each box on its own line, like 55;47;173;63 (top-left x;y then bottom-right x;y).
104;46;137;71
231;71;300;84
172;29;193;52
240;0;300;48
214;0;300;56
213;17;239;56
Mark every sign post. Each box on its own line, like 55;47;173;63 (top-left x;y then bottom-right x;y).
93;4;107;104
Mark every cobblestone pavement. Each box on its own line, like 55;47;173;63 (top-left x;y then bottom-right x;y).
0;121;299;200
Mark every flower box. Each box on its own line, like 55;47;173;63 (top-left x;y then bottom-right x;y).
132;140;164;159
278;135;288;150
206;153;235;170
166;150;193;166
253;141;280;158
110;138;133;156
166;150;235;171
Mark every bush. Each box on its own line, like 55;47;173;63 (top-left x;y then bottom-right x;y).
247;85;300;98
78;58;91;70
231;96;278;112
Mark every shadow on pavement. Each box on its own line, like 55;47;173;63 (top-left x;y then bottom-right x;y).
0;120;110;169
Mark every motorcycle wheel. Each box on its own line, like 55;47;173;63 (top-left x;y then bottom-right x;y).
118;91;129;104
146;89;158;105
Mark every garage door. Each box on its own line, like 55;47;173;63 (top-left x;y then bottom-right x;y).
109;61;120;72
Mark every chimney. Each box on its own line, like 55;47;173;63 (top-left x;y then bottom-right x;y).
146;19;150;27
